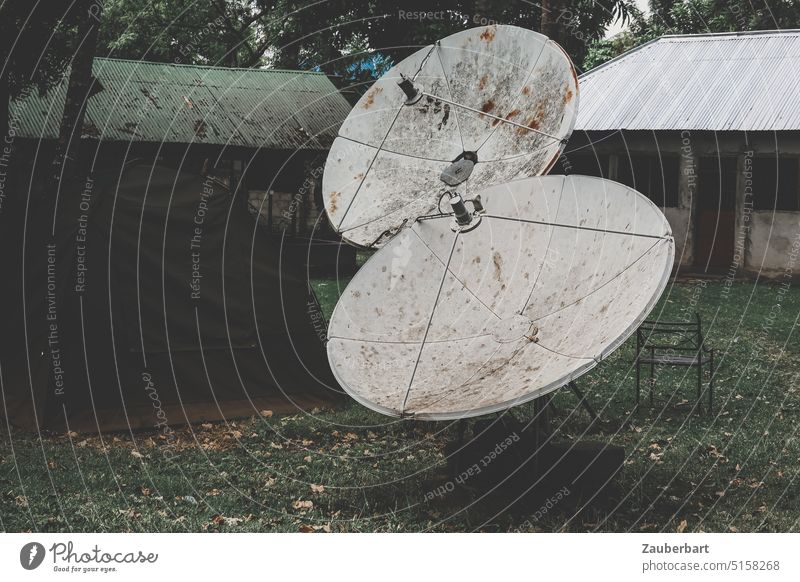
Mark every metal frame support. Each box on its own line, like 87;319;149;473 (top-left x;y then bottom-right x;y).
568;381;599;423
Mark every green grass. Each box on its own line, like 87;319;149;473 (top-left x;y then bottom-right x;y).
2;280;799;532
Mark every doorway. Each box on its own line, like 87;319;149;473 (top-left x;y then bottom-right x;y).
695;156;737;272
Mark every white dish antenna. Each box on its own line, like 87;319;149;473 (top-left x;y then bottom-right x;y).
322;25;674;420
326;176;674;419
323;25;578;248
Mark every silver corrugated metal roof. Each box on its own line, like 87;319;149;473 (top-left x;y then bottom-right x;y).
10;57;353;150
575;30;800;132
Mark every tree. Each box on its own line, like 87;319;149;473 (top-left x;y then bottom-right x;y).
94;0;633;82
97;0;262;65
0;1;86;154
584;0;800;70
50;1;104;194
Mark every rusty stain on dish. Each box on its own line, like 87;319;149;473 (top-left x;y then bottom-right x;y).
492;251;503;280
492;108;521;127
480;26;496;42
362;86;383;109
517;102;546;134
522;86;531;96
329;191;339;213
480;99;496;115
563;88;573;104
478;74;490;90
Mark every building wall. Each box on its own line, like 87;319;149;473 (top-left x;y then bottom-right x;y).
750;211;800;277
563;130;800;278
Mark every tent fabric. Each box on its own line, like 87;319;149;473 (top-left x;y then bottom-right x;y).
0;162;341;433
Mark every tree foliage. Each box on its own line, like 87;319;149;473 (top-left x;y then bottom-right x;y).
0;1;100;164
0;1;91;99
96;0;633;81
584;0;800;70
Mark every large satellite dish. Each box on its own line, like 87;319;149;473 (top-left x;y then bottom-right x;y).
326;175;674;419
322;25;675;421
323;25;578;248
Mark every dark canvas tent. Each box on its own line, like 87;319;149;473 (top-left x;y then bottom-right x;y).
0;161;341;433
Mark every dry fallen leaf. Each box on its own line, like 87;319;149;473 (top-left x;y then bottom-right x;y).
131;450;144;459
260;410;274;418
299;523;330;533
310;484;325;494
292;500;313;510
677;519;688;533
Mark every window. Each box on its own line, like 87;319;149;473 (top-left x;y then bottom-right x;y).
616;154;680;207
752;156;799;211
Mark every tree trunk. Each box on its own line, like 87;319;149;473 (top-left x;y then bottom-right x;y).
0;12;10;148
0;68;9;164
50;1;103;191
540;0;562;44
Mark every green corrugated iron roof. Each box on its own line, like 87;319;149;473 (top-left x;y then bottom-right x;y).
10;57;353;150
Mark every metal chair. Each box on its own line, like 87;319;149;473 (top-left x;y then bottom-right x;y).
635;313;715;414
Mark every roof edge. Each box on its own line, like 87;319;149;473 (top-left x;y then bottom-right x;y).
660;28;800;39
93;56;328;76
580;28;800;80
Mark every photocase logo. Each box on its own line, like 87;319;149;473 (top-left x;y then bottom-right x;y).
20;542;46;570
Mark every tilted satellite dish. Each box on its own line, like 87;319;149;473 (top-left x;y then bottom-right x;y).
327;176;674;419
323;24;578;248
322;25;675;420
